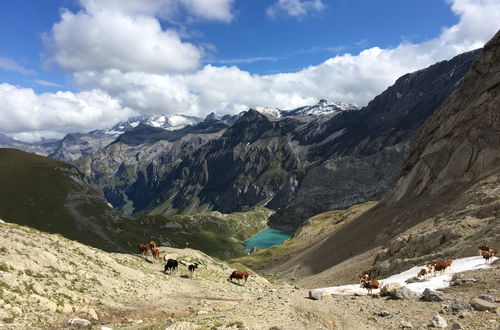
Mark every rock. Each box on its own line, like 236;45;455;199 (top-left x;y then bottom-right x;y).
452;323;464;329
62;304;73;314
68;317;91;327
197;311;208;315
478;295;494;303
451;273;477;286
87;307;98;320
390;287;420;300
12;306;22;316
309;289;323;300
400;320;413;328
470;298;498;311
31;283;46;296
380;283;402;296
451;298;471;312
378;310;391;317
428;315;448;328
405;276;426;284
100;327;112;330
422;288;448;302
458;311;472;319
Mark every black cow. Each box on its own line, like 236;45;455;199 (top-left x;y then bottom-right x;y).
164;258;178;274
188;263;199;276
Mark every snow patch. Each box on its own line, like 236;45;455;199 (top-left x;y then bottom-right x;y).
315;256;497;296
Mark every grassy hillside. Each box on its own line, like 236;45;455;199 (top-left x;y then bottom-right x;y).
0;148;142;252
140;207;274;259
231;202;376;273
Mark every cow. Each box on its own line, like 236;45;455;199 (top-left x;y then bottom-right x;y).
478;245;490;256
164;259;178;274
482;249;495;263
360;280;382;294
430;258;452;274
188;263;199;277
136;243;150;256
151;247;160;260
358;273;371;283
149;241;157;250
228;270;249;286
417;268;429;278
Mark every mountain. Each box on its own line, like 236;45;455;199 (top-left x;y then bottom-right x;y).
0;148;137;251
0;114;202;163
273;30;500;284
78;50;480;221
254;99;359;119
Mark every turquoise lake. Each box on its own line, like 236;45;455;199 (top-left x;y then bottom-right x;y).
244;228;293;253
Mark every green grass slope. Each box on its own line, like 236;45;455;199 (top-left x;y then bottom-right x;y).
0;148;141;252
140;207;274;259
231;202;376;275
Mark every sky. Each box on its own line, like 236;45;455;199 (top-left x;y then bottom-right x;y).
0;0;499;142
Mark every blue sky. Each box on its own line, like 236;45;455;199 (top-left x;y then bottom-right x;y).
0;0;499;141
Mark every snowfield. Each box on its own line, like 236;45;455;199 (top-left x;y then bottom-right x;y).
316;256;498;295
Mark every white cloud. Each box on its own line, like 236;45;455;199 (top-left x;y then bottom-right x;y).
73;0;500;115
34;80;62;87
46;9;202;73
0;83;136;141
267;0;325;19
3;0;500;142
0;57;35;75
79;0;235;22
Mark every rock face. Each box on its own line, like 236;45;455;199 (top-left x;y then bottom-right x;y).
76;50;478;221
272;31;500;279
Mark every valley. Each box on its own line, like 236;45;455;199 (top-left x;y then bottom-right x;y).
0;4;499;328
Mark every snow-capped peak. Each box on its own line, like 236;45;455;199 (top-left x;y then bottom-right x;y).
287;99;360;117
253;106;282;119
92;114;202;136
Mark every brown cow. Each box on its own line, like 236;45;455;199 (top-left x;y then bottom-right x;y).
482;249;495;263
358;273;371;283
149;241;157;250
228;270;249;286
360;280;382;294
151;247;160;260
478;245;490;256
136;243;150;256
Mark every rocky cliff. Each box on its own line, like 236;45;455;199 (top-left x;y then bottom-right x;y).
280;30;500;282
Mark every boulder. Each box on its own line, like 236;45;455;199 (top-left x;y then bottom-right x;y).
470;298;498;311
452;323;464;329
451;273;477;286
400;320;413;328
380;283;402;296
428;315;448;328
378;310;390;317
478;295;494;303
451;298;472;312
390;287;420;300
405;276;426;284
308;289;323;300
422;288;448;302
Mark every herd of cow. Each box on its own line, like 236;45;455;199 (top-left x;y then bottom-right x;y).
136;241;250;285
358;245;496;294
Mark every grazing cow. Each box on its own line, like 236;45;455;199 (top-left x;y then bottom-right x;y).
188;263;199;277
228;270;249;286
430;258;452;273
164;259;178;274
417;268;429;278
478;245;490;256
482;249;495;263
360;280;382;294
149;241;157;250
151;247;160;260
136;243;150;256
358;273;371;283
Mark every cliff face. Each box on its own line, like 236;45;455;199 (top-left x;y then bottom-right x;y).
283;30;500;280
268;49;480;229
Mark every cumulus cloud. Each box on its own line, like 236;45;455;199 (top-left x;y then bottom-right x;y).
46;9;202;73
0;57;35;75
0;83;136;141
73;0;500;115
267;0;325;19
3;0;500;142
